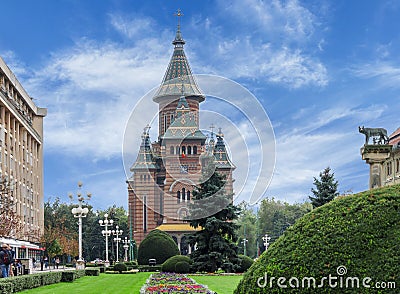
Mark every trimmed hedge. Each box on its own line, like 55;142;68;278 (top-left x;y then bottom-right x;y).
138;265;162;272
0;269;90;293
235;184;400;293
237;255;254;273
61;270;85;282
137;229;179;265
114;263;128;273
175;261;190;273
162;255;192;273
0;281;13;294
85;268;100;276
41;272;62;285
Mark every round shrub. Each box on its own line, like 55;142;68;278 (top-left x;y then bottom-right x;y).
137;230;179;265
235;185;400;293
237;255;254;272
162;255;192;272
175;261;190;273
113;262;127;273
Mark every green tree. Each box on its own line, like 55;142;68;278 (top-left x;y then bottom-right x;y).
309;167;339;208
235;202;257;258
257;197;311;252
187;163;240;273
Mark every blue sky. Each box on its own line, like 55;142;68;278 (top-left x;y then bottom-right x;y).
1;0;399;210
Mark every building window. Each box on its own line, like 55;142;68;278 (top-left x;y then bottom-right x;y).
140;175;143;182
176;146;180;154
187;190;190;201
182;188;186;201
177;191;181;203
187;146;191;155
164;115;167;133
170;146;174;154
193;146;197;154
182;146;186;155
396;159;400;173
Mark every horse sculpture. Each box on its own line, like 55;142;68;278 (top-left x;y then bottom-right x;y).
358;126;389;145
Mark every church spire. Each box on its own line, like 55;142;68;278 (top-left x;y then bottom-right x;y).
172;9;185;47
153;9;204;102
130;125;158;171
213;128;236;169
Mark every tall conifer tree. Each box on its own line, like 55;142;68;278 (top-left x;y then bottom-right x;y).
309;167;339;208
187;162;240;273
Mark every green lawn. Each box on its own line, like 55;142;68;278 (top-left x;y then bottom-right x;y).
189;275;243;294
19;272;151;294
18;273;242;294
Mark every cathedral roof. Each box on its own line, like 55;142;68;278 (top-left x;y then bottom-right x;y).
153;23;205;102
389;127;400;146
130;126;158;171
162;95;207;141
213;130;236;169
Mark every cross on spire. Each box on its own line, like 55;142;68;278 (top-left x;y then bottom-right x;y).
174;9;184;28
210;124;215;135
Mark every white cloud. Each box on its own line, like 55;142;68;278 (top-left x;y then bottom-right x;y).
189;0;328;88
351;62;400;89
109;14;156;39
23;35;170;159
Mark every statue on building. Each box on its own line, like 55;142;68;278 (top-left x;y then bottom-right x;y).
358;126;389;145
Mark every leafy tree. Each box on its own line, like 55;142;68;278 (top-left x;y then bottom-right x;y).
235;202;257;258
309;167;339;208
257;197;311;253
0;177;27;239
187;163;240;273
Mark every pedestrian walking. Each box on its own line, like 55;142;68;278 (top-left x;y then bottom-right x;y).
0;244;11;278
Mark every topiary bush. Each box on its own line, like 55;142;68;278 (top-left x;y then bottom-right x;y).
114;262;128;273
235;184;400;293
237;255;254;273
137;229;179;265
175;261;190;273
162;255;192;272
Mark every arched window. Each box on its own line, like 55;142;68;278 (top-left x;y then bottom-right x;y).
182;146;186;155
182;188;186;201
188;146;192;155
140;175;143;182
193;146;197;154
187;190;190;201
170;146;174;154
177;191;181;203
176;146;180;155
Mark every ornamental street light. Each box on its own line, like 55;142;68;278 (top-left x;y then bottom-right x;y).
242;238;248;256
112;225;123;262
99;213;114;267
69;181;91;270
122;237;130;262
262;234;271;251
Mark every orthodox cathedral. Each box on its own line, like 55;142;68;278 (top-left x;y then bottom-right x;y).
127;20;235;254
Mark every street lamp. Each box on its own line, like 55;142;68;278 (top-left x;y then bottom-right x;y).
242;238;248;256
262;234;271;251
122;237;130;262
112;225;123;262
69;181;91;270
99;213;114;267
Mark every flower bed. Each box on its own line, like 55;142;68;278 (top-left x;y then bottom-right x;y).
141;272;214;293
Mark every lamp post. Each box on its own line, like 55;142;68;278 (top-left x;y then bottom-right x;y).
262;234;271;251
242;238;248;256
122;237;130;262
99;214;113;267
112;225;123;262
69;182;91;270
